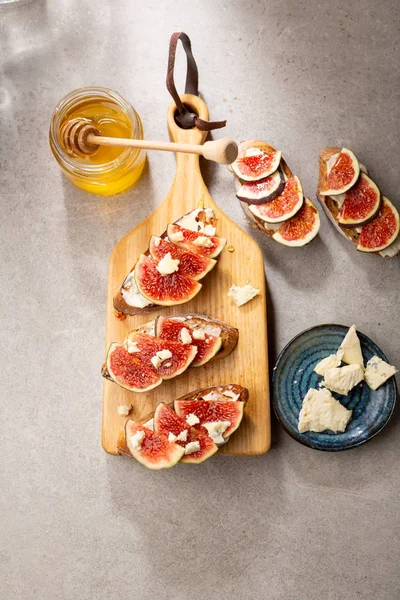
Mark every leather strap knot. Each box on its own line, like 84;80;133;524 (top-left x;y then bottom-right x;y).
166;32;227;131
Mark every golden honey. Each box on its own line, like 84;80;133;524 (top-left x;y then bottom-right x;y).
49;87;146;195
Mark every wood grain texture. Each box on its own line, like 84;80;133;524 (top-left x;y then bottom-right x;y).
102;94;270;456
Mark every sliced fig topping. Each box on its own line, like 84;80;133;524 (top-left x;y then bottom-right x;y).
320;148;360;196
174;400;244;439
106;343;162;392
249;176;303;223
231;147;281;181
338;173;381;227
272;198;320;247
126;333;197;379
155;316;222;367
166;224;226;258
236;169;285;205
135;254;202;306
149;236;216;281
125;421;184;470
357;197;400;253
154;403;218;464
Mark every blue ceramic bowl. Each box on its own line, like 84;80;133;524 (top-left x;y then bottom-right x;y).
272;324;397;451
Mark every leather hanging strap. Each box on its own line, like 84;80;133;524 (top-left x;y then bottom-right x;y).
166;32;227;131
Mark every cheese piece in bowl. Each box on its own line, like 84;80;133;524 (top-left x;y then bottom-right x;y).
364;356;398;391
298;388;352;434
322;364;364;395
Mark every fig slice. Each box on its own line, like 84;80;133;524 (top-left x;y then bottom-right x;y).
338;173;381;227
106;343;162;392
148;236;216;281
174;400;245;439
166;224;226;258
320;148;360;196
236;169;285;205
357;197;400;253
134;254;202;306
249;176;303;223
125;332;198;379
154;403;218;464
272;198;320;247
231;146;281;181
155;315;222;367
125;421;185;470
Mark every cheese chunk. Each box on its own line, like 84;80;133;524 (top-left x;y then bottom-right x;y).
314;349;344;376
203;421;231;444
129;430;145;450
117;404;132;416
156;252;180;276
364;355;398;390
339;325;364;367
121;271;152;308
150;349;173;368
176;430;188;442
126;339;140;354
193;235;214;248
228;284;260;307
168;432;177;443
186;413;200;426
322;364;364;395
298;388;352;433
143;418;154;431
184;441;201;455
180;327;192;344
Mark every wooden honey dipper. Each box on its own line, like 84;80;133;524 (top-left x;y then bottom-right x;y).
60;118;238;165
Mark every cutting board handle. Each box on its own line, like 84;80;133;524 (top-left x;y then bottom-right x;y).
168;93;209;161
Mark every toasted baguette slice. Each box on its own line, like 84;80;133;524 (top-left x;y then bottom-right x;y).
101;313;239;380
116;384;249;457
317;147;400;257
113;209;219;316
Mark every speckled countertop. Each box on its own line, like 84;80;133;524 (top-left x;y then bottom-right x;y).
1;1;399;598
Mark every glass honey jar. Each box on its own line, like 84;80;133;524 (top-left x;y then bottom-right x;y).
49;87;146;195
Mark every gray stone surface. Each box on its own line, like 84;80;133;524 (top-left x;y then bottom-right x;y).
1;1;399;598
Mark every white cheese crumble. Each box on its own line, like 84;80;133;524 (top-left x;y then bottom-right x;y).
126;339;140;354
202;390;219;401
153;237;162;247
184;441;201;455
339;325;364;367
222;390;240;401
364;355;398;390
168;432;177;443
322;364;364;395
192;328;206;340
314;349;344;376
176;430;188;442
180;327;192;344
176;208;216;236
150;349;173;369
117;404;132;416
228;284;260;307
298;388;352;433
156;252;180;276
193;235;214;248
169;230;184;242
186;413;200;426
143;418;154;431
203;421;231;444
121;271;152;308
203;224;216;236
129;430;145;450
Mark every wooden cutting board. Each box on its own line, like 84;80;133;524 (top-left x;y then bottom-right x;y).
102;94;270;456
